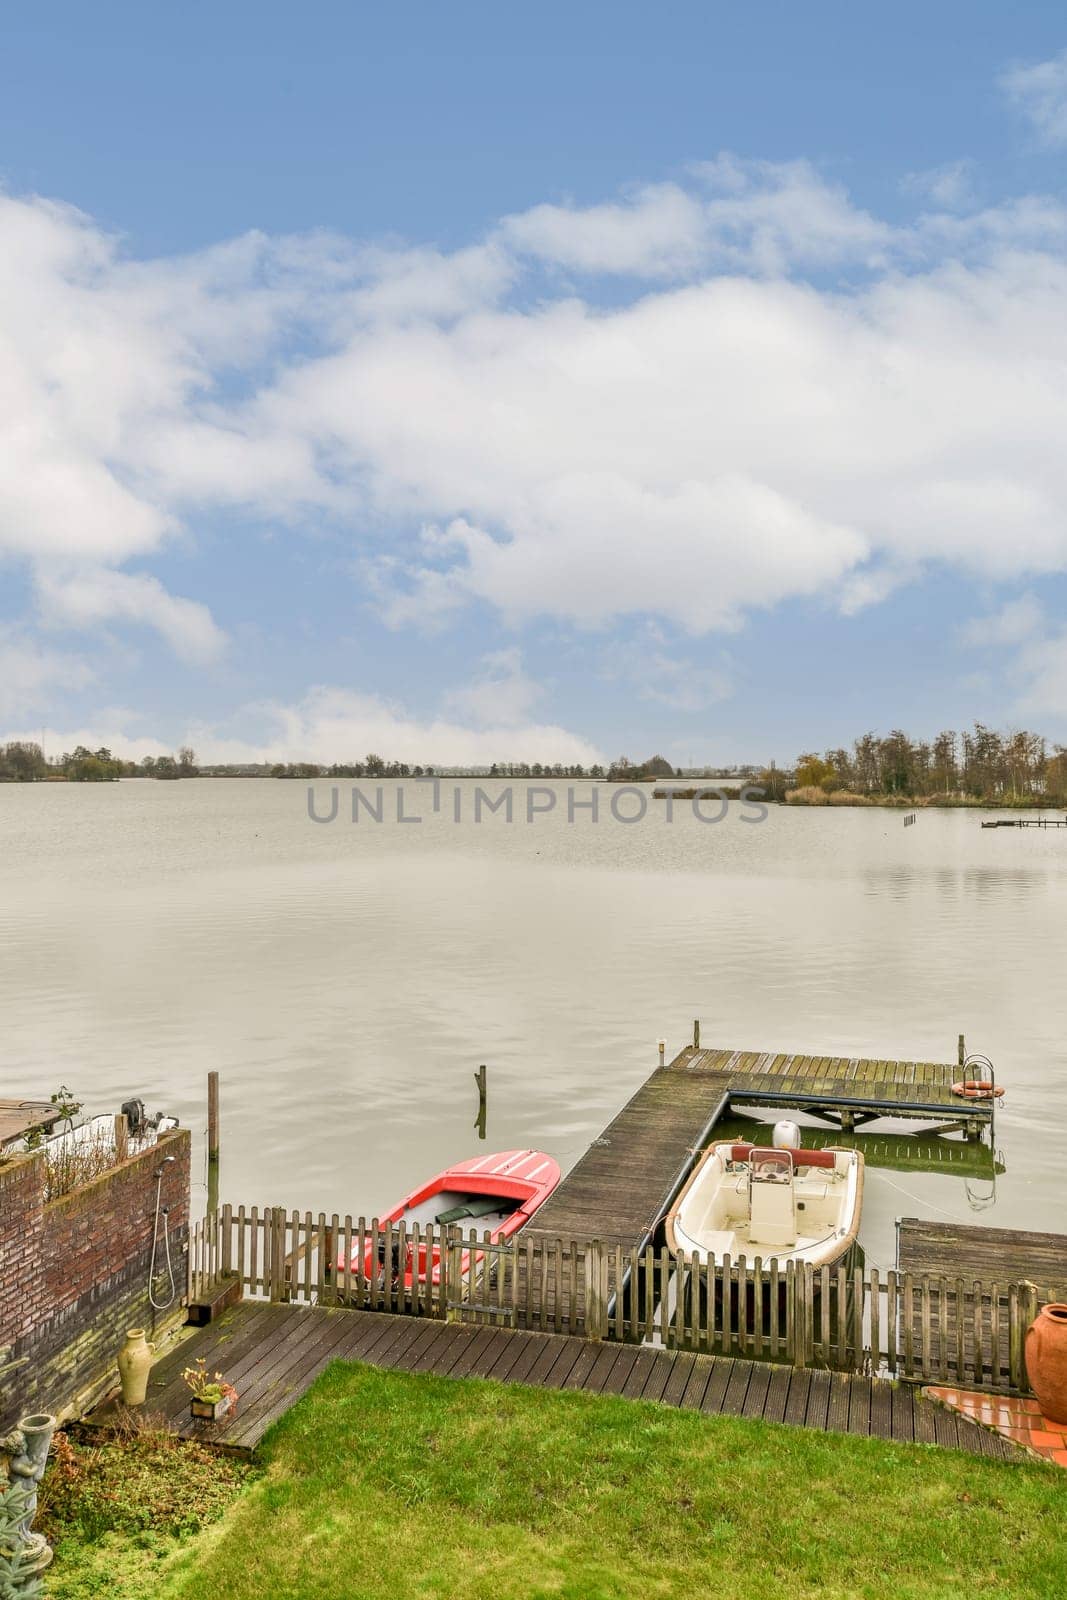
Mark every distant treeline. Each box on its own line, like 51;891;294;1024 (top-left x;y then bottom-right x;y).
0;744;200;782
259;753;705;781
781;725;1067;805
13;729;1052;803
0;744;711;783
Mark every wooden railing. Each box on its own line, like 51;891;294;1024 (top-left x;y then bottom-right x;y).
188;1206;1048;1395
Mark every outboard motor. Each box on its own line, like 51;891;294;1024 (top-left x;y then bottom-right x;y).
121;1098;147;1135
772;1119;801;1150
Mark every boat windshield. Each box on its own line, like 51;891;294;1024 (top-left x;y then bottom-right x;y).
749;1149;793;1184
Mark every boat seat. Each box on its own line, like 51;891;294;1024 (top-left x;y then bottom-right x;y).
434;1197;505;1225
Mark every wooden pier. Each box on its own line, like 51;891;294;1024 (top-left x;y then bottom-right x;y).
524;1038;994;1256
898;1220;1067;1295
82;1302;1024;1462
981;816;1067;828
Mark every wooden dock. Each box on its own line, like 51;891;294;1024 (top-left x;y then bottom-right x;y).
524;1040;993;1256
522;1073;729;1253
981;817;1067;828
671;1044;994;1132
898;1220;1067;1294
81;1302;1025;1462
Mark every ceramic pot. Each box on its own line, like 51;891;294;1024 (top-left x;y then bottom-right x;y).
117;1327;155;1406
1025;1303;1067;1423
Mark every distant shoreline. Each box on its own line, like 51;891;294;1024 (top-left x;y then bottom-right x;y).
653;784;1067;811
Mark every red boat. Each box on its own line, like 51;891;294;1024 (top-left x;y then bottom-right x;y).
335;1149;561;1289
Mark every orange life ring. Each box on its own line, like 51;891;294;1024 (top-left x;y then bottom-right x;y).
951;1080;1005;1099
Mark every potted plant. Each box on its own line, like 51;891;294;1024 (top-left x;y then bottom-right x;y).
181;1357;237;1422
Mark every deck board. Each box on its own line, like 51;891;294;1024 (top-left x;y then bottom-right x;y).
82;1303;1028;1462
897;1219;1067;1293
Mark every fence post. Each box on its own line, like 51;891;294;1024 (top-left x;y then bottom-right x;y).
586;1241;604;1341
1012;1281;1039;1393
444;1228;461;1323
221;1202;233;1279
269;1207;286;1303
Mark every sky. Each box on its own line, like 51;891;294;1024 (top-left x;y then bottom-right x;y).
3;2;1067;768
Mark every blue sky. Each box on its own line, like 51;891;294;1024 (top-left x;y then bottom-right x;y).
3;2;1067;767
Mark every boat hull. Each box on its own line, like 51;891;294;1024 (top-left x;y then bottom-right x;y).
335;1150;561;1290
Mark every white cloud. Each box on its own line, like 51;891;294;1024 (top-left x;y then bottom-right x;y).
1001;50;1067;147
0;628;94;719
297;254;1067;633
958;595;1067;720
959;594;1044;648
37;570;227;664
0;194;352;658
0;682;604;768
261;684;601;766
443;648;543;726
595;625;735;713
499;158;893;279
901;161;976;210
0;723;174;763
345;242;516;324
8;154;1067;691
1013;632;1067;718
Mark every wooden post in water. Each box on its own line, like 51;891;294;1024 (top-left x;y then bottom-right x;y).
113;1112;129;1163
658;1039;666;1067
693;1019;700;1050
958;1034;966;1068
474;1064;487;1140
207;1070;220;1213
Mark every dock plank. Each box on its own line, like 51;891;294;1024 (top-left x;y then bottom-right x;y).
897;1220;1067;1293
83;1303;1031;1463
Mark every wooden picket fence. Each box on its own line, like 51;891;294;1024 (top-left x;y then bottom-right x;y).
188;1205;1048;1395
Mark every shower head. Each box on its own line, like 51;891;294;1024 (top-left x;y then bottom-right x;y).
154;1155;177;1178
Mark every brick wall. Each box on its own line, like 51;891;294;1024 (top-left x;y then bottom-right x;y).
0;1129;190;1430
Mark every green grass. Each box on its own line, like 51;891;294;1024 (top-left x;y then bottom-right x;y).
128;1363;1067;1600
38;1425;256;1600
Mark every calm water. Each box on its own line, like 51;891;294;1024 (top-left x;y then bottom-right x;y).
2;779;1064;1269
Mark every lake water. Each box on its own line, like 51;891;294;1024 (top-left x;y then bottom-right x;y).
2;779;1064;1271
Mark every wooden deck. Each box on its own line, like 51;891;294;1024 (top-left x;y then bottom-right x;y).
82;1303;1028;1462
898;1220;1067;1294
982;817;1067;828
523;1042;992;1256
672;1044;993;1130
522;1071;729;1252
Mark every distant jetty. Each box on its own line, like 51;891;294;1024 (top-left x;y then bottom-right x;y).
653;785;744;800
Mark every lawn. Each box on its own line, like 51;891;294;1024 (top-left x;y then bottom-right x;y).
125;1363;1067;1600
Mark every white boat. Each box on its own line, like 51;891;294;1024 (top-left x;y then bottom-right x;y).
665;1135;864;1270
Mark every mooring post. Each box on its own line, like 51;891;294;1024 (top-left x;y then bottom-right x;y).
958;1034;966;1068
207;1070;220;1213
113;1112;129;1163
658;1038;666;1067
474;1064;487;1141
693;1019;700;1050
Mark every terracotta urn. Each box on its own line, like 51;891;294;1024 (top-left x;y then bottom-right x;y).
1025;1303;1067;1423
117;1327;155;1406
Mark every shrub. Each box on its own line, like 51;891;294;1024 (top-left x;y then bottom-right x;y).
36;1427;255;1547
